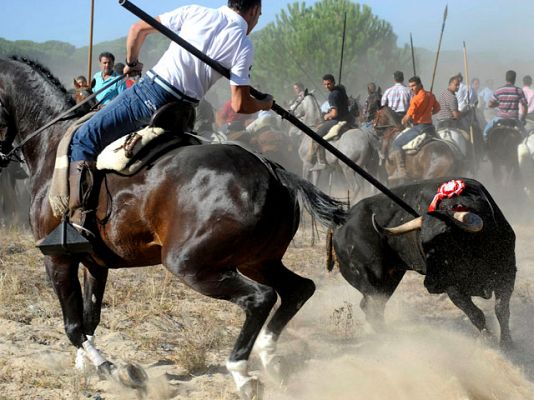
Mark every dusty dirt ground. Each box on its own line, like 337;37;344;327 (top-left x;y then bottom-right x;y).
1;216;534;399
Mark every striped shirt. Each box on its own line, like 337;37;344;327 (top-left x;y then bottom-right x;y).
436;89;459;121
381;83;412;113
490;84;528;119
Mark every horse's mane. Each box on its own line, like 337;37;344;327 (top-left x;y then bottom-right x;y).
9;56;75;106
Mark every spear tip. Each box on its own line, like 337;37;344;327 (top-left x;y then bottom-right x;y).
444;4;448;19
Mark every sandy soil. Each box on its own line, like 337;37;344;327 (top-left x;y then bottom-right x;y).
1;218;534;400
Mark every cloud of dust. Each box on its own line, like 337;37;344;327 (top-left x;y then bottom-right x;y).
264;275;534;400
270;327;534;400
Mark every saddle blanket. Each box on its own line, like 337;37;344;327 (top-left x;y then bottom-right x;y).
402;132;431;153
49;120;185;218
323;121;348;141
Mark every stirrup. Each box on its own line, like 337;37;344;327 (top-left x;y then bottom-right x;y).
36;219;93;256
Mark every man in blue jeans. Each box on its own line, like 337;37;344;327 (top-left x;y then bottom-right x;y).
68;0;273;234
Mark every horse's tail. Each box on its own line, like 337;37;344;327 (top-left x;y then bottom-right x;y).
273;166;348;228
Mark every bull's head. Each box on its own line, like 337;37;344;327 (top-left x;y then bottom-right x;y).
373;184;491;243
373;210;483;236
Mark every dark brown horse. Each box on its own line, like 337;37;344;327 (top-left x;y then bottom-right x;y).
0;57;346;399
486;120;523;187
374;107;459;184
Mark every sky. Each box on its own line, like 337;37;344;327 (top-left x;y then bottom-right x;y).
1;0;534;58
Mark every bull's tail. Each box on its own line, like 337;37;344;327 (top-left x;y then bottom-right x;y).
326;228;337;271
273;167;348;228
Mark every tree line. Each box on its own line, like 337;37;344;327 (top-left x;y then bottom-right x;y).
1;0;411;100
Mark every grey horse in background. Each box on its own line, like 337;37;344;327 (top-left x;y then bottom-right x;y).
298;128;380;202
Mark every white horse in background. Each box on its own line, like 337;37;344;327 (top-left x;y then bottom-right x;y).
288;91;322;138
518;132;534;201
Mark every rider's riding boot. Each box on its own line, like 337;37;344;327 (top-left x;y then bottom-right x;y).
68;160;99;238
388;150;407;183
310;148;327;171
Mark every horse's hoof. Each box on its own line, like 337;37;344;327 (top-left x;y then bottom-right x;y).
239;377;264;400
264;355;286;387
97;361;117;380
117;363;149;390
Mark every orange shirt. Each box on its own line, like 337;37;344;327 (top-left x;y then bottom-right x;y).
406;89;440;124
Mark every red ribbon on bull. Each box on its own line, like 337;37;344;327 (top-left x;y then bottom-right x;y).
428;179;466;212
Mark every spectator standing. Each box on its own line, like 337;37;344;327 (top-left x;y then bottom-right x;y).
92;52;126;106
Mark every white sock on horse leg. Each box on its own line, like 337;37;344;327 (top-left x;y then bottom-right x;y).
75;335;96;370
82;339;107;367
255;330;277;368
226;359;254;391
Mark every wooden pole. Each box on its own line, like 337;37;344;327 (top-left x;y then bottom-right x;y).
338;12;347;85
410;33;416;76
430;5;448;93
463;41;477;171
87;0;95;82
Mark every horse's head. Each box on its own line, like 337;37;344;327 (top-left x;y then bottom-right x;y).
0;95;17;166
373;106;403;139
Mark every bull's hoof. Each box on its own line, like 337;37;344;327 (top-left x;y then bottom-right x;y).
117;363;149;390
478;328;496;346
500;337;514;353
239;377;264;400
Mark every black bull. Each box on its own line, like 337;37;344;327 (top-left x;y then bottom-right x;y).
329;177;516;348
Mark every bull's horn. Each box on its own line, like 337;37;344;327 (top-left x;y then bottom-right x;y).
372;214;423;236
452;211;483;233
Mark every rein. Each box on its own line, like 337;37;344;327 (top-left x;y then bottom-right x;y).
0;74;125;168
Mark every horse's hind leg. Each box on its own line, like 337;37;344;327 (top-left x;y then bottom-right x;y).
174;265;277;400
240;261;315;380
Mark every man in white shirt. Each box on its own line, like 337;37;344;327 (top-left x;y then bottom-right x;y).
381;70;412;117
68;1;271;236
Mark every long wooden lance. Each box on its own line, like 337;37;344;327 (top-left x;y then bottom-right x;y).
87;0;95;82
463;41;477;171
410;33;416;76
430;5;448;93
338;12;347;85
118;0;420;217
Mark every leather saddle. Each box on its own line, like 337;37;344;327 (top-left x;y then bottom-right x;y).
96;101;201;175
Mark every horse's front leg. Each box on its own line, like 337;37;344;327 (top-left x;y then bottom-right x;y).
45;257;110;372
45;257;147;390
75;262;109;370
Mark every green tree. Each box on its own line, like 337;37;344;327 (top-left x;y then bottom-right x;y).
251;0;411;101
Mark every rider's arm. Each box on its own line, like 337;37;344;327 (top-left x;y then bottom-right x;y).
431;94;441;115
324;107;338;121
231;85;273;114
125;19;159;74
402;96;418;126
